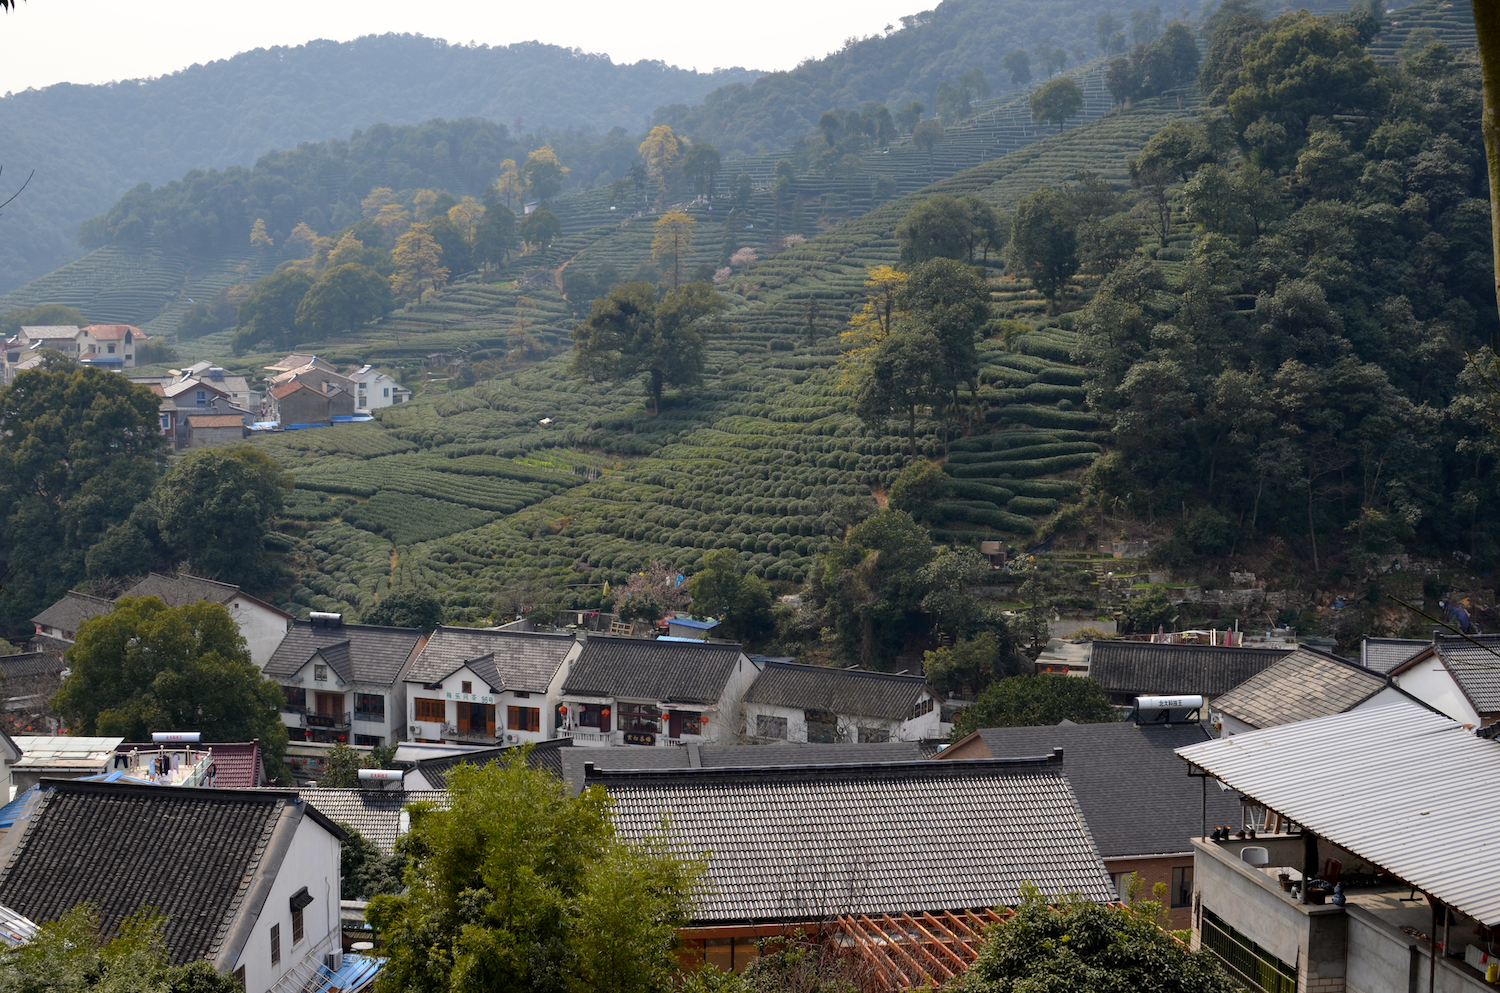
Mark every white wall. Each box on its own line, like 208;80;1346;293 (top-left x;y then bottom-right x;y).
229;596;292;670
705;653;761;744
1394;657;1481;726
744;688;943;743
231;810;341;993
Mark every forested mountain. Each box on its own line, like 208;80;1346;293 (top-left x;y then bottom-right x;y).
0;35;757;294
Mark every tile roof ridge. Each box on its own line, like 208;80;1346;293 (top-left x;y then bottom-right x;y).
587;752;1065;784
761;660;929;682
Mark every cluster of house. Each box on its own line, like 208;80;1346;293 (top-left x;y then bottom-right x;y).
257;353;408;429
3;323;146;380
14;573;1500;993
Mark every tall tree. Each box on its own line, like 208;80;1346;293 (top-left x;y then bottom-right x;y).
295;262;393;336
838;265;908;387
819;510;935;663
390;227;449;301
521;146;569;203
651;209;696;290
1009;187;1079;313
1030;76;1084;132
898;257;992;424
473;203;517;267
1003;49;1032;88
232;267;314;353
493;159;524;211
518;208;561;255
685;548;774;644
911;119;945;180
0;360;167;635
366;758;700;993
681;142;722;199
571;281;722;414
638;125;681;206
895;195;972;265
53;596;289;773
152;446;291;588
854;324;948;456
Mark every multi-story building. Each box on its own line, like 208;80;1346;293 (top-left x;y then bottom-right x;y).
742;660;948;743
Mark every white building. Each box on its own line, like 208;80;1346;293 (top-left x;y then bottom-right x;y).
119;573;293;669
403;627;580;746
1208;646;1419;737
346;364;410;411
0;779;345;993
742;661;948;743
557;636;761;747
264;614;427;748
1386;633;1500;727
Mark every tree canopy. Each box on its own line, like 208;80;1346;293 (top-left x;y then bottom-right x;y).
361;588;445;631
685;548;774;645
571;281;723;414
53;596;289;774
152;447;291;588
951;674;1118;738
366;756;700;993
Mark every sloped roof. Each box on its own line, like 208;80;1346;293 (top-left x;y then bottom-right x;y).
0;652;64;680
264;620;423;687
162;378;229;399
269;381;314;400
1088;641;1291;697
410;739;573;789
120;573;290;619
296;789;448;853
185;414;247;429
17;326;79;339
81;324;140;341
1361;638;1428;674
561;636;746;704
599;755;1114;923
1212;648;1389;730
947;722;1240;859
0;781;325;964
406;627;577;695
744;662;931;720
1177;700;1500;927
556;740;928;794
265;353;327;373
1392;634;1500;715
208;742;263;788
30;591;112;632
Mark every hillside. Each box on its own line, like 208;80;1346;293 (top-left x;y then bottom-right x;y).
0;36;758;295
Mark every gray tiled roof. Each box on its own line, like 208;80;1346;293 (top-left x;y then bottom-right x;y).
1088;642;1292;697
562;636;745;704
122;572;238;606
1360;638;1428;674
29;591;112;632
1211;648;1388;730
558;741;929;794
598;756;1114;922
1424;634;1500;713
0;652;64;680
412;739;573;788
406;627;576;694
0;782;292;964
298;789;448;852
264;620;423;687
956;723;1242;859
744;662;930;720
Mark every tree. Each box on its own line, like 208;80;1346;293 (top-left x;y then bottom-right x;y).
1;303;86;336
446;196;485;243
896;195;972;265
1009;187;1078;313
1095;12;1123;53
917;547;1011;641
362;588;444;631
249;217;273;255
911;119;944;180
1106;55;1139;108
53;596;289;774
232;267;314;353
854;325;947;456
1030;77;1084;132
685;548;774;644
956;895;1235;993
951;674;1118;737
838;265;907;387
651;209;696;290
1003;49;1032;88
366;757;700;993
1470;2;1500;318
638;125;681;206
894;101;925;134
389;227;448;301
898;257;992;423
571;281;722;414
0;904;245;993
518;208;561;255
295;263;392;336
493;159;524;211
820;510;934;663
0;361;166;635
923;631;1023;700
338;822;405;901
423;215;475;275
521;146;569;202
681;142;722;198
473;203;517;266
152;446;291;588
888;461;950;516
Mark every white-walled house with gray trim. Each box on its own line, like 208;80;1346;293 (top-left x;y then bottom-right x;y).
404;628;579;746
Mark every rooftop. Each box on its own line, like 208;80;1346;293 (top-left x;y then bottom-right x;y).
17;326;79;339
405;627;578;695
1392;634;1500;714
1088;641;1292;698
744;661;931;721
264;353;335;373
597;755;1114;923
1177;699;1500;927
185;414;248;429
80;324;140;341
12;736;122;770
944;722;1240;859
30;590;113;633
0;781;339;964
1210;647;1391;730
1360;637;1427;674
293;788;448;852
561;636;746;705
121;572;288;617
269;381;315;400
558;740;928;794
0;651;65;680
264;619;424;686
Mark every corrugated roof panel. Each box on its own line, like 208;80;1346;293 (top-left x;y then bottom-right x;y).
1176;701;1500;925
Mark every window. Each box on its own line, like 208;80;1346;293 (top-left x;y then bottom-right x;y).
858;726;891;743
106;344;115;354
159;413;170;430
233;967;245;988
578;704;604;728
461;680;473;694
414;698;445;722
313;664;328;682
508;706;541;732
677;711;702;736
1171;866;1193;908
618;702;660;733
354;693;385;719
756;715;787;740
291;907;304;944
908;697;934;720
354;734;384;746
513;691;530;698
1110;872;1131;901
282;686;307;713
383;387;390;397
270;924;280;967
805;709;840;743
195;390;206;404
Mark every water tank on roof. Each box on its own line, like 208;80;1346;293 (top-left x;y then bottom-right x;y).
309;611;343;628
1133;695;1204;725
358;768;403;784
152;731;201;743
209;367;225;381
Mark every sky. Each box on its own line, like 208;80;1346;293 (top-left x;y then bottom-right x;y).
0;0;922;95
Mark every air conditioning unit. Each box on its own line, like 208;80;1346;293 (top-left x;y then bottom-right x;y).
409;725;421;736
506;734;518;743
323;951;342;971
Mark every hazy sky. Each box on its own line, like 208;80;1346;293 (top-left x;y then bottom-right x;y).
0;0;921;95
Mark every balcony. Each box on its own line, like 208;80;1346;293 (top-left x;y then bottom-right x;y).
352;710;386;725
441;724;498;745
303;711;351;731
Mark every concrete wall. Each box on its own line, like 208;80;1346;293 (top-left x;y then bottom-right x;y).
1344;905;1490;993
228;597;291;670
1394;658;1480;726
1105;853;1196;929
230;808;342;993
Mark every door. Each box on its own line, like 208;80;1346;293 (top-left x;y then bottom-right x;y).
315;692;341;716
669;712;683;739
483;704;496;737
456;702;471;735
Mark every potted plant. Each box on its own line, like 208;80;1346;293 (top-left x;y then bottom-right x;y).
1278;872;1292;892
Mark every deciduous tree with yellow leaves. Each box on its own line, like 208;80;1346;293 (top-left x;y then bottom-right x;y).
361;187;397;218
447;196;485;243
390;228;448;302
249;217;273;255
651;210;695;290
375;203;412;244
494;160;524;211
638;125;680;206
522;147;569;203
837;265;907;387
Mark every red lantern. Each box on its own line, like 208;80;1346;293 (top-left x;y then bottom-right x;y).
601;707;611;719
661;712;671;723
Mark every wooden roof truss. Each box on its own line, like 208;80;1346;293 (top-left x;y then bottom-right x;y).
834;909;1007;993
